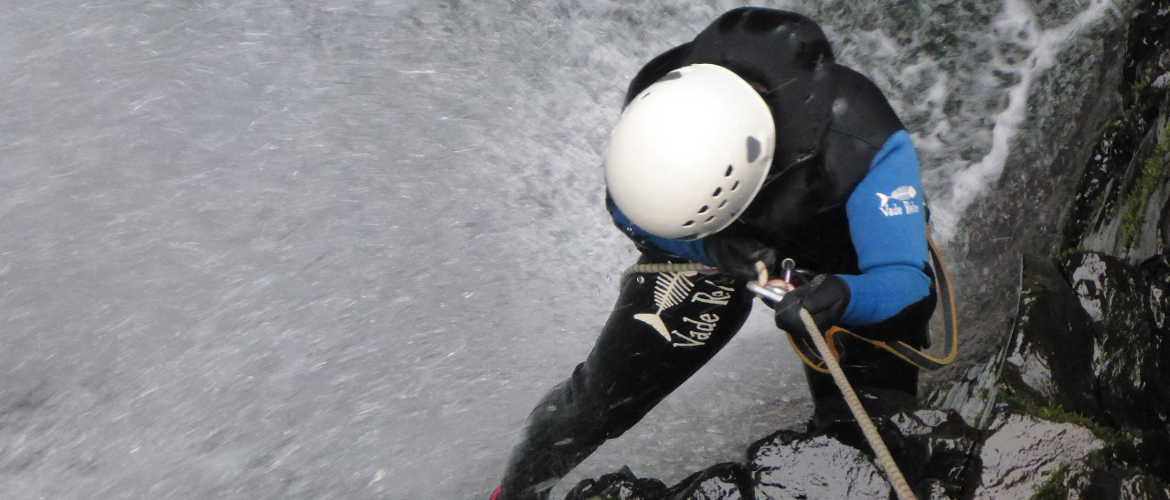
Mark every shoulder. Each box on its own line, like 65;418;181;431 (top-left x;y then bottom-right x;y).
689;7;833;87
820;65;907;201
827;65;904;149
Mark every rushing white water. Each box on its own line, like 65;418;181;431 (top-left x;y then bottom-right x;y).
0;1;1124;499
933;0;1122;242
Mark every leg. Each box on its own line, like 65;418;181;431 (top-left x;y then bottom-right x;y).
498;257;754;500
804;281;937;427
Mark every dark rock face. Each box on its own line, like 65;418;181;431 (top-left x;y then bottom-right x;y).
1061;252;1170;429
1056;434;1170;500
1143;255;1170;334
938;250;1170;499
1060;1;1170;263
999;255;1101;419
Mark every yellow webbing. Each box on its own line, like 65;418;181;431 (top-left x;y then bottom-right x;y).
789;234;959;373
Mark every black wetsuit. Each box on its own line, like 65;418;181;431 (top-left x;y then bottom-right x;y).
498;8;936;500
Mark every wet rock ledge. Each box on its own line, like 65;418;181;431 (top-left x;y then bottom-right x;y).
564;1;1170;498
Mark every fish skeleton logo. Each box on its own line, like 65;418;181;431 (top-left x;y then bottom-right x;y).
876;185;921;217
633;272;731;348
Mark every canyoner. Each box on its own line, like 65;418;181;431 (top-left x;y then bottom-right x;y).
491;7;958;500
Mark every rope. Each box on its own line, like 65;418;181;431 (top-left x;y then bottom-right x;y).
621;261;718;277
799;308;917;500
751;265;916;497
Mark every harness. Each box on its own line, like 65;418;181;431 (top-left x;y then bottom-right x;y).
786;234;958;374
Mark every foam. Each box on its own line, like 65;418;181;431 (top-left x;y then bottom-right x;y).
932;0;1118;242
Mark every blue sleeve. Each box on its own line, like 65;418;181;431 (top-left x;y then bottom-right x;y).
836;130;932;325
608;201;716;266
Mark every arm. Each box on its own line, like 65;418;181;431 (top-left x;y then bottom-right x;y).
771;130;931;336
834;130;931;325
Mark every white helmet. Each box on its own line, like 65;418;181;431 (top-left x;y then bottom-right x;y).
605;63;776;240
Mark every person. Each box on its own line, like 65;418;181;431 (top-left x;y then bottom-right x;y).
491;7;937;500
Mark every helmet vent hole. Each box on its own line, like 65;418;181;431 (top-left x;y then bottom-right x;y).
641;91;652;100
725;165;734;177
746;136;761;162
719;200;728;209
731;181;740;191
698;205;709;214
704;216;716;223
660;71;683;82
712;187;722;197
682;220;695;227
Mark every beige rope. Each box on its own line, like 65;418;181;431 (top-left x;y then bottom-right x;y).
621;262;717;277
799;308;917;500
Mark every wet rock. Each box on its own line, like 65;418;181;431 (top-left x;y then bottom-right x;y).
662;463;752;500
748;429;888;499
760;391;983;498
1060;2;1170;264
924;282;1021;433
885;409;983;498
924;359;1003;431
974;412;1105;499
1069;472;1170;500
1161;192;1170;248
1062;251;1169;428
1141;255;1170;334
563;463;751;500
1073;105;1170;262
563;466;668;499
666;464;751;500
998;255;1101;418
1056;437;1170;500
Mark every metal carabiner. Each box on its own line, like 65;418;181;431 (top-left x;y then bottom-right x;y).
746;258;797;303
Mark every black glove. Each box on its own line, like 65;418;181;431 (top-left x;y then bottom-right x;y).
773;274;851;336
704;233;778;282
